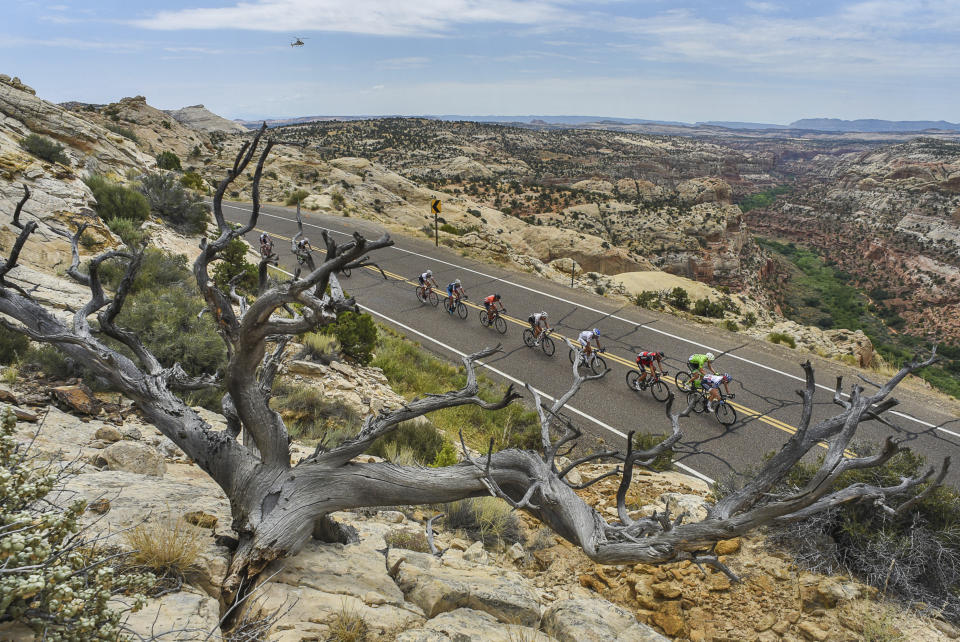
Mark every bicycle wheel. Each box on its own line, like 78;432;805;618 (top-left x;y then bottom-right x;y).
416;287;428;304
674;371;693;392
541;335;555;356
479;310;489;327
568;347;577;365
651;380;670;402
523;328;536;347
589;355;607;375
626;370;642;392
687;391;706;413
427;290;439;307
456;301;468;319
494;316;507;334
715;402;737;427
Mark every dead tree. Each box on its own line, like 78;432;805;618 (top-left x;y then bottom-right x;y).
0;126;947;604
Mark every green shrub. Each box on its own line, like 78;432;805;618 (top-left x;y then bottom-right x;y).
21;133;68;164
319;311;377;366
22;344;77;379
98;248;190;294
631;432;675;472
189;145;202;158
271;379;359;444
368;420;446;465
331;190;346;210
767;332;796;349
104;123;138;143
743;311;757;328
444;497;522;546
693;297;725;318
84;175;150;223
285;189;310;206
723;320;740;332
666;287;690;310
0;406;154;639
767;446;960;622
155;150;181;171
634;290;659;309
180;171;206;191
114;283;226;378
138;171;210;234
211;237;257;294
104;217;147;247
430;441;459;467
0;324;30;365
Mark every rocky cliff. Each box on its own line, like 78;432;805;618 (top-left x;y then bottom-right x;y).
166;104;249;134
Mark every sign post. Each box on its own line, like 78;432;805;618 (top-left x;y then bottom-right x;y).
431;199;442;247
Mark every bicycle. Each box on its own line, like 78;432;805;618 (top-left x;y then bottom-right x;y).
445;295;468;319
522;327;556;356
674;370;702;393
686;389;737;426
479;307;507;334
567;347;607;375
626;369;670;402
416;285;439;307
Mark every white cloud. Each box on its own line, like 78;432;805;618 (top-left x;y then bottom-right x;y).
378;57;430;69
133;0;578;36
744;1;780;12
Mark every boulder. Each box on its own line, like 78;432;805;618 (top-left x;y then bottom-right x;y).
120;589;222;641
396;608;554;642
51;384;101;415
94;425;123;443
390;549;542;626
99;440;166;476
542;598;669;641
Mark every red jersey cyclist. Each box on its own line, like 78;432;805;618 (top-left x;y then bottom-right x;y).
483;293;505;319
635;350;666;387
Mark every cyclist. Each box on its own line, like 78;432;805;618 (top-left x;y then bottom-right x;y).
259;233;273;257
483;294;505;320
687;352;717;389
635;350;666;387
294;236;312;265
417;269;439;299
446;278;466;314
702;373;733;412
577;328;603;358
528;310;550;341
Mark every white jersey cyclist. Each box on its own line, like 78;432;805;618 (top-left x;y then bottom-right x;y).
578;329;595;347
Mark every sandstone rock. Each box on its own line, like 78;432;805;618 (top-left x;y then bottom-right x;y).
714;537;741;555
166;104;247;133
542;598;669;641
0;621;34;640
652;599;686;637
87;498;111;514
396;608;554;642
99;440;166;476
11;407;37;422
463;541;489;564
287;359;326;375
0;385;20;404
391;548;541;625
508;542;525;562
95;425;123;443
120;589;222;641
797;620;830;641
51;384;100;415
122;426;142;441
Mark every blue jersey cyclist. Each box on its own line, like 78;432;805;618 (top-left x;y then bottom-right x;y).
446;279;466;313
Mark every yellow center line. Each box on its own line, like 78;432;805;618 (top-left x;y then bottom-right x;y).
256;226;851;455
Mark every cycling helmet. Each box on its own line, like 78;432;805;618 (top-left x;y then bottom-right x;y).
705;352;715;360
540;311;548;318
454;278;461;286
721;372;732;383
426;269;432;277
494;294;501;300
593;328;600;337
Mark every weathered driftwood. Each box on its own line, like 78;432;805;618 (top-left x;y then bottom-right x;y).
0;127;945;604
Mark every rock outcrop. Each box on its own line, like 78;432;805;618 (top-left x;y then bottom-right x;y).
166;104;248;134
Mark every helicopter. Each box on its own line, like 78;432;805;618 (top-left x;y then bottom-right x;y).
290;37;308;47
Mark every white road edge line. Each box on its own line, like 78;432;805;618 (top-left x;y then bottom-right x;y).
267;262;717;486
224;202;952;438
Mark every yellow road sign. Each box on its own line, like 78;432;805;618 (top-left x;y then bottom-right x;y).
431;199;441;214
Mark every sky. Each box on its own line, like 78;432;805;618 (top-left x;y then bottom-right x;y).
2;0;959;123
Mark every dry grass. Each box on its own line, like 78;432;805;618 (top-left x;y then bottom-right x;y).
327;602;369;642
300;332;340;361
123;514;206;575
445;497;522;547
1;364;18;384
384;529;431;553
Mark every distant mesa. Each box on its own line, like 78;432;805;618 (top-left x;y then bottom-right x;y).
166;104;247;134
787;118;960;133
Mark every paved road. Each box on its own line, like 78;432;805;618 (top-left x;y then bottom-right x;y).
221;201;960;487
